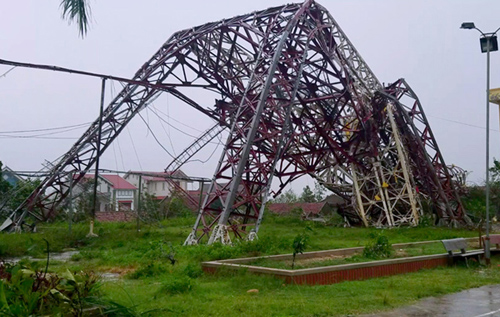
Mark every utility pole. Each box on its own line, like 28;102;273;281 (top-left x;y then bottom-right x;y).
461;22;500;265
68;171;74;234
137;174;142;232
88;78;106;237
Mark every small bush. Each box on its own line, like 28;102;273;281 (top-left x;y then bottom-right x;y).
292;233;309;269
183;263;203;279
143;240;176;264
417;213;435;227
325;211;346;227
363;233;392;259
128;262;169;279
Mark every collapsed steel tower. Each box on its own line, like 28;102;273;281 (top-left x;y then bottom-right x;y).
2;1;469;241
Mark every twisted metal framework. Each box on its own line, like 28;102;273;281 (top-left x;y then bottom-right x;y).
2;0;469;238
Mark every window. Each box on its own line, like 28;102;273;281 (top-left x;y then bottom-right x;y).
163;183;165;191
118;190;133;197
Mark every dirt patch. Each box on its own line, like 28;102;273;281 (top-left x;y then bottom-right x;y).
98;266;136;279
295;253;360;266
394;249;408;257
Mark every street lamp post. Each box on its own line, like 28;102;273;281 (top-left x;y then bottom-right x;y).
461;22;500;265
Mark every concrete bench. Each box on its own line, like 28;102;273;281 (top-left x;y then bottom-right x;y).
482;234;500;254
441;238;484;267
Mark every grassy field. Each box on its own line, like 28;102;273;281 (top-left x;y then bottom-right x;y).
0;215;498;316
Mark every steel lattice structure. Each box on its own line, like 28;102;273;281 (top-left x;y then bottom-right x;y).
2;0;470;240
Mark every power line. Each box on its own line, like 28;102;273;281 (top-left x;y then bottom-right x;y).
0;122;91;134
148;106;199;138
427;114;500;132
116;134;126;171
186;133;222;164
126;126;143;171
0;135;78;140
0;66;16;78
0;125;88;139
153;104;204;133
152;104;176;156
137;112;175;159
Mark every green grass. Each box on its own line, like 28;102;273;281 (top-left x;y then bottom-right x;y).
247;242;449;269
99;262;500;316
0;215;496;316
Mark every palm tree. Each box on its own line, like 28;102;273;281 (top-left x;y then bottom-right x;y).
60;0;91;37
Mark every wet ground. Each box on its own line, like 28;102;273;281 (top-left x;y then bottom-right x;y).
3;250;80;264
364;284;500;317
3;251;124;281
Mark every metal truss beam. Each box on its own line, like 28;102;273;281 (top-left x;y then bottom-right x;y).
3;1;469;237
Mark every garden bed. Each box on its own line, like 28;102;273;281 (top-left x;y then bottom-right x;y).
202;238;482;285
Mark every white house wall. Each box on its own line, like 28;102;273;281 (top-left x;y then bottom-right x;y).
115;189;135;211
124;173;189;198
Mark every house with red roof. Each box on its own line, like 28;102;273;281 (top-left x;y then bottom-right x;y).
74;174;137;211
267;202;335;220
101;174;137;211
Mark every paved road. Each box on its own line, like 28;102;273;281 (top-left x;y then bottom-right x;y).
363;285;500;317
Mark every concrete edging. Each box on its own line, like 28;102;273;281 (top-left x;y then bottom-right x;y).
202;237;480;285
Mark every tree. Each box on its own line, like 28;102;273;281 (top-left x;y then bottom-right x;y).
141;193;164;221
300;185;315;203
490;159;500;183
7;179;41;212
0;162;13;197
314;181;326;202
60;0;92;37
273;189;298;203
74;179;95;218
489;158;500;218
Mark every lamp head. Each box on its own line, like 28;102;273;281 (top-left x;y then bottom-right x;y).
480;35;498;53
461;22;476;29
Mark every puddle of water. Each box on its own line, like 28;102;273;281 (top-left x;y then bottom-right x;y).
363;284;500;317
100;272;120;282
2;250;80;264
50;250;80;262
2;251;125;283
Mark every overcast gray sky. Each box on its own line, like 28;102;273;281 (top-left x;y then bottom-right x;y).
1;0;500;191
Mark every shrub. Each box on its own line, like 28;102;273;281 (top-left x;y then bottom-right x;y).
363;233;392;259
0;262;100;316
292;233;309;269
183;263;203;279
128;262;170;279
143;240;176;265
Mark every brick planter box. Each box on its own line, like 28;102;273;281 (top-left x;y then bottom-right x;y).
202;238;479;285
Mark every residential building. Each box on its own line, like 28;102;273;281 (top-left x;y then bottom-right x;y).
101;175;137;211
124;170;191;200
1;165;24;187
267;202;335;219
73;174;137;212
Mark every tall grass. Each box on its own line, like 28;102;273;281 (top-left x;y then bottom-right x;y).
0;215;494;316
